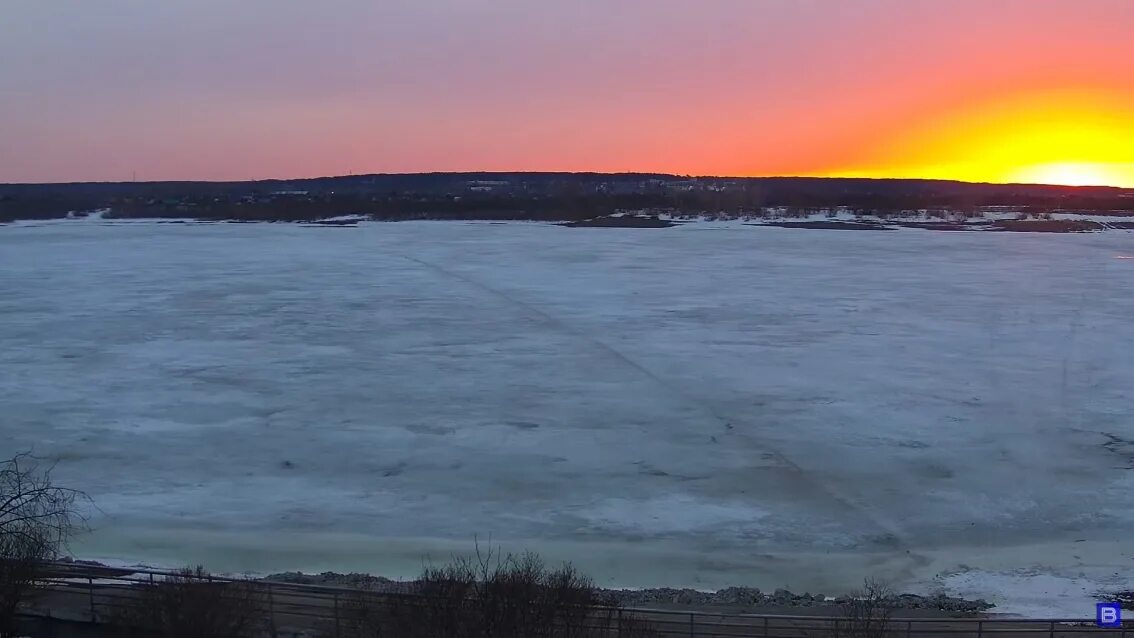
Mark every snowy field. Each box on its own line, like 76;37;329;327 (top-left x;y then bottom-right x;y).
2;219;1133;616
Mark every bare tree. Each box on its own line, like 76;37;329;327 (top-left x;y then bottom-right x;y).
0;452;86;638
832;579;894;638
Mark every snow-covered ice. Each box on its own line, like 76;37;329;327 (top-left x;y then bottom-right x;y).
1;220;1133;617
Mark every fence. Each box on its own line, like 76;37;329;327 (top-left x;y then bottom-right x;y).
20;562;1132;638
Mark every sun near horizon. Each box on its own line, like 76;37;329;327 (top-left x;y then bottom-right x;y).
811;91;1134;188
3;1;1134;187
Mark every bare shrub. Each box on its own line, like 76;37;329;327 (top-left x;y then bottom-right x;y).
0;453;86;638
0;533;48;638
112;566;266;638
340;544;657;638
832;579;894;638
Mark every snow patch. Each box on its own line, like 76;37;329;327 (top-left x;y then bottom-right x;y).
937;569;1131;618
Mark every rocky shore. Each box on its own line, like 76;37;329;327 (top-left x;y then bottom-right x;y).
262;571;993;615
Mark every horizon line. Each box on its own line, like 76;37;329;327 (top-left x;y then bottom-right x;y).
3;171;1130;190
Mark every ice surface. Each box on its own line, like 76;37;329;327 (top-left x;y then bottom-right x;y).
2;220;1133;615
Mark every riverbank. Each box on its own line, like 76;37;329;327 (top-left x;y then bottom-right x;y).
262;569;994;616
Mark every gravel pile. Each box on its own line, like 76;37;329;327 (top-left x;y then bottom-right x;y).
603;586;991;613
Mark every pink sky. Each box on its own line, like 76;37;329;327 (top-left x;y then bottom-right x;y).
2;0;1133;184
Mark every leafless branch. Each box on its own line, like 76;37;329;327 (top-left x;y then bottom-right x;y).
0;451;89;638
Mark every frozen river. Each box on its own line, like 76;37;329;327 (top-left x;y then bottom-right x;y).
2;219;1133;615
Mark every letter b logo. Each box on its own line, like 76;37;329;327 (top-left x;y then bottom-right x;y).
1097;602;1121;628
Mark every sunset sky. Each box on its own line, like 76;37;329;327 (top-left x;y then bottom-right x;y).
2;0;1133;186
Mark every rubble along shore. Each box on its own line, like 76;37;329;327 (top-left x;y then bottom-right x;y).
262;570;994;615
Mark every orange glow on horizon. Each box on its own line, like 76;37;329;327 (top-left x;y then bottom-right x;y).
813;91;1134;188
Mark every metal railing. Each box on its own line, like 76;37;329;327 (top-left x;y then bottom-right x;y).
20;562;1131;638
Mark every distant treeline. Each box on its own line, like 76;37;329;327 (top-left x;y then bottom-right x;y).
2;173;1132;223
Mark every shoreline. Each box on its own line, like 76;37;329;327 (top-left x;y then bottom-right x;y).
4;208;1134;233
54;556;993;617
263;569;995;617
65;530;1134;620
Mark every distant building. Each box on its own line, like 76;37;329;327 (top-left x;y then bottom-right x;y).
271;190;309;196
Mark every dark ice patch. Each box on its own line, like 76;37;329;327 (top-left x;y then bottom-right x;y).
505;421;540;430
